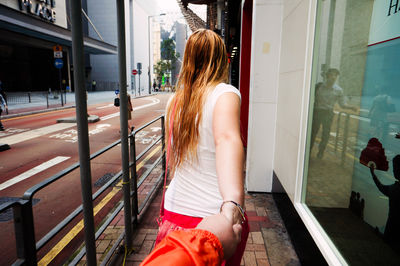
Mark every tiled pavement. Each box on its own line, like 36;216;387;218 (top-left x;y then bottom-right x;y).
95;189;300;266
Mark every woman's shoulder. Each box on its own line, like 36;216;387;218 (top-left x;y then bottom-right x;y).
212;83;241;99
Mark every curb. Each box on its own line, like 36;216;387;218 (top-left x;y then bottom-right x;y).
3;105;76;119
2;93;162;120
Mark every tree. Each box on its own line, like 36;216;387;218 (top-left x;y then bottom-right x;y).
155;39;180;84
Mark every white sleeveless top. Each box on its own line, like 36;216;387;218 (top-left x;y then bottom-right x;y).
164;83;241;217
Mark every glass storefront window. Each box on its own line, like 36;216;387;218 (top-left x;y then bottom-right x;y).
304;0;400;264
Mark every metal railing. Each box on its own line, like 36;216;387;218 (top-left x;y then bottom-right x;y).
6;91;67;108
0;115;165;265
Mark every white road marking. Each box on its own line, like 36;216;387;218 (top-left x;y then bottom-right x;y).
0;156;70;191
49;124;111;143
0;123;76;145
0;97;160;144
96;104;114;109
100;98;160;121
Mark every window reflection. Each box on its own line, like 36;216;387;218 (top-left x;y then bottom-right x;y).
304;0;400;264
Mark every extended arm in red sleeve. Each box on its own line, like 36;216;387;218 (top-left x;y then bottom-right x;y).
140;229;223;266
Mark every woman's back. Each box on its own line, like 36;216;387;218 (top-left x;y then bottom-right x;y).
164;83;241;217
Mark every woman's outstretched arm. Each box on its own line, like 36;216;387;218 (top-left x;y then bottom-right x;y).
213;92;245;224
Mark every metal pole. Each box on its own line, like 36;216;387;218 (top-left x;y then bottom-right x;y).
116;0;133;250
70;1;97;265
14;200;37;265
148;16;151;95
130;133;138;224
341;114;350;165
59;69;64;106
161;116;166;178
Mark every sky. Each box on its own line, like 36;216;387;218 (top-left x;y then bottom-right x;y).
155;0;207;32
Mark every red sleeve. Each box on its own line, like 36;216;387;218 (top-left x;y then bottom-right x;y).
140;229;223;266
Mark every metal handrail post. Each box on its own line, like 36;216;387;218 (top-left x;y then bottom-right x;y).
70;0;96;264
341;113;350;165
116;0;133;250
334;112;342;152
161;116;166;176
13;200;37;265
130;132;138;224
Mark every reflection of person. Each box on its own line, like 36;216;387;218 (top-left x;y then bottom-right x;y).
0;93;7;131
157;29;249;265
91;80;96;91
0;80;7;105
310;68;357;159
369;87;394;142
142;214;242;265
370;155;400;250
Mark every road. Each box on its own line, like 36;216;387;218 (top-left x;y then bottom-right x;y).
0;93;171;265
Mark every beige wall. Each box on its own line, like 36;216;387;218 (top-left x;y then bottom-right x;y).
273;0;315;202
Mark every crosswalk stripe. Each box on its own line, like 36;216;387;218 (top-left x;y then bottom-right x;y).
0;123;76;145
0;156;70;191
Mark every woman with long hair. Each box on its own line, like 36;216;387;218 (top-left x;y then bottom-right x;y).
157;29;248;265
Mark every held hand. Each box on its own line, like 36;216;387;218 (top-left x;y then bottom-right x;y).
196;214;242;259
220;201;243;225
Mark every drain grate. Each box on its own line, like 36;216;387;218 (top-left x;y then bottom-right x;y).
0;197;40;222
94;173;118;187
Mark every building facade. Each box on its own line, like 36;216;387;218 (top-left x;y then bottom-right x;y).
240;0;400;264
0;0;116;93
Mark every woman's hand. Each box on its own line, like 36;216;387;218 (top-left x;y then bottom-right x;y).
197;214;242;259
220;201;244;225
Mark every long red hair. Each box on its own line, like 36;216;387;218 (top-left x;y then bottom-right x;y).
166;29;229;170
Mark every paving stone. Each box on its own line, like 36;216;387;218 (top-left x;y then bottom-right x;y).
133;234;146;246
248;216;268;222
261;228;299;266
251;232;264;245
247;234;253;244
255;251;268;259
245;244;266;252
139;240;154;254
249;221;260;232
126;253;148;262
97;240;111;253
256;206;267;217
246;202;256;211
257;258;270;265
145;233;157;241
246;211;258;217
243;251;257;266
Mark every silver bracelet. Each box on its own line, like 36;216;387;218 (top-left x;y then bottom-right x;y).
220;200;246;223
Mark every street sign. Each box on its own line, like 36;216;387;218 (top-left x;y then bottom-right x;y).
54;58;63;69
53;45;62;52
132;69;138;75
138;70;142;75
54;51;63;58
115;89;119;95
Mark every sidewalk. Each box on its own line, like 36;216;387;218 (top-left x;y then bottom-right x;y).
98;187;303;266
3;90;158;119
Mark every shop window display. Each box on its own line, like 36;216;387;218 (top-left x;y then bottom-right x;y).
304;0;400;264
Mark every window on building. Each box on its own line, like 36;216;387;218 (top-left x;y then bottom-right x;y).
304;0;400;264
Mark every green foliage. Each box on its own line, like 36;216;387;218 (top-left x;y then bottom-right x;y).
155;38;180;81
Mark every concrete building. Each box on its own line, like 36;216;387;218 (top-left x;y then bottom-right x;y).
87;0;160;95
181;0;400;264
0;0;116;93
